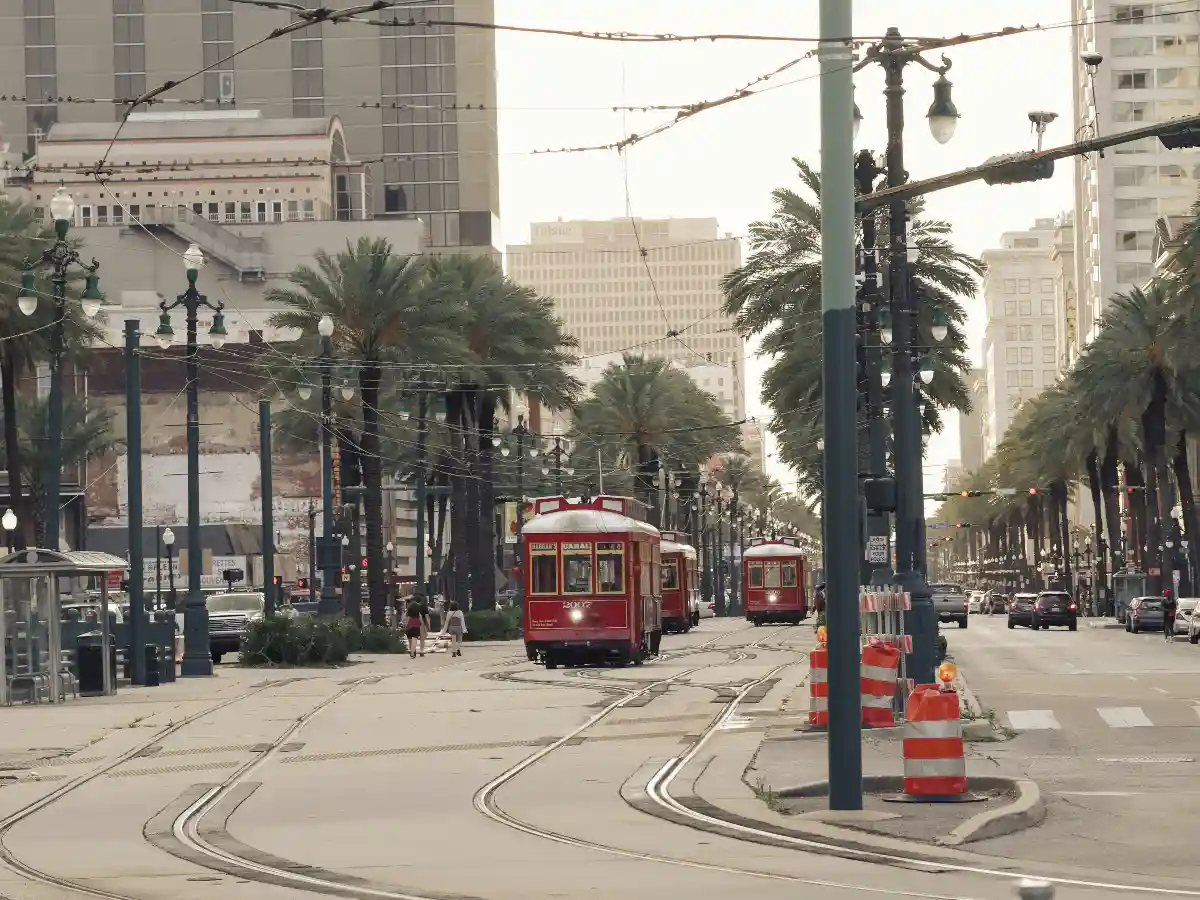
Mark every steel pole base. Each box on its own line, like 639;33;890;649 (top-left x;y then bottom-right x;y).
180;605;213;677
882;792;987;804
895;570;935;687
317;587;341;617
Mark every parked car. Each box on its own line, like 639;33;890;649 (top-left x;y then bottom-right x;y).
931;582;969;628
1126;596;1165;633
982;590;1006;615
967;591;985;614
206;592;269;664
1007;593;1040;629
698;596;716;619
1031;591;1078;631
1173;597;1198;638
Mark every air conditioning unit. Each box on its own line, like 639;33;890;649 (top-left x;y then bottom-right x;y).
218;71;235;104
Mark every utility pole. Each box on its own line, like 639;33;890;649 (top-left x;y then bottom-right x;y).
308;499;316;597
260;400;276;618
818;0;863;810
124;320;147;685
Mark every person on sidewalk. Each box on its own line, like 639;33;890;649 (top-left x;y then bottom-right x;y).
813;583;827;631
404;599;425;658
1163;588;1178;641
418;595;432;655
444;600;467;656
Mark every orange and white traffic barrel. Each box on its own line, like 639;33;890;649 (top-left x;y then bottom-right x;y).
860;638;900;727
808;645;828;727
902;674;965;797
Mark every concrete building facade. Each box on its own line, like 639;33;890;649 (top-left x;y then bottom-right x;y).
506;218;746;422
1;0;500;252
958;367;986;475
1071;0;1200;346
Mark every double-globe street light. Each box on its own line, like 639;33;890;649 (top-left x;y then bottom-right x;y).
154;243;227;677
18;185;104;549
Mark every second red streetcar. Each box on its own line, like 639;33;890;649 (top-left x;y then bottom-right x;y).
743;536;808;625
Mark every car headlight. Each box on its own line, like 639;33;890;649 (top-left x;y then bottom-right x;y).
568;609;584;623
248;612;263;623
767;592;778;603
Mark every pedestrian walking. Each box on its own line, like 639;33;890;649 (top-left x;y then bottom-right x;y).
418;595;432;655
813;583;827;631
404;599;425;658
444;600;467;657
1163;588;1178;641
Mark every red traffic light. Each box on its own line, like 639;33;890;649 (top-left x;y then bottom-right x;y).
361;557;368;568
297;578;309;589
960;491;969;498
1028;488;1039;495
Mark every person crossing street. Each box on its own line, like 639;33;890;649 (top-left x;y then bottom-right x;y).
1164;588;1178;641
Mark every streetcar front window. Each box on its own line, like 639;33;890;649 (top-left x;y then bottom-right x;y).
597;541;624;593
748;562;763;588
782;562;798;588
530;550;558;595
661;561;679;591
562;542;593;594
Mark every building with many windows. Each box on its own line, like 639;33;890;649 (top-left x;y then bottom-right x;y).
2;0;499;252
957;368;986;476
1071;0;1200;346
506;218;746;421
979;221;1063;458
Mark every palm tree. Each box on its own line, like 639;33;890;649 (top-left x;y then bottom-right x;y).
571;355;739;523
0;393;115;545
267;238;466;625
721;158;983;495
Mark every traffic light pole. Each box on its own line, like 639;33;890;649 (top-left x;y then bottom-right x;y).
260;400;276;619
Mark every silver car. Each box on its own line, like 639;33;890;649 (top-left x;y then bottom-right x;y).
1126;596;1164;633
1174;598;1197;637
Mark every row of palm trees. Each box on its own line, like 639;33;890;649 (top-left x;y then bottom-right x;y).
936;219;1200;597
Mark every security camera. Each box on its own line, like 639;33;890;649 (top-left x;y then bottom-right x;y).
1081;51;1103;72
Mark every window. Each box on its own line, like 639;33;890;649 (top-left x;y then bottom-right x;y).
1019;300;1032;316
1004;300;1017;316
748;562;763;588
1005;325;1018;341
1006;369;1019;387
764;563;782;589
1118;230;1153;251
1114;166;1155;186
1041;324;1056;340
597;542;624;593
1157;66;1200;88
1157;34;1199;55
529;544;558;595
1040;299;1055;315
1006;347;1019;364
1019;347;1033;363
1116;197;1156;217
561;542;593;594
1003;278;1017;294
1113;4;1150;22
1020;370;1034;387
1019;325;1033;340
660;561;679;591
1042;345;1056;363
781;563;798;588
1114;70;1150;89
1160;163;1188;184
1112;37;1154;56
1113;101;1152;122
1039;278;1054;294
1013;238;1040;249
1115;136;1158;154
1018;279;1031;294
1116;262;1155;283
1043;369;1058;385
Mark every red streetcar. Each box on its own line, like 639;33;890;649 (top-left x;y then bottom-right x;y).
522;495;663;669
743;536;808;625
659;531;699;633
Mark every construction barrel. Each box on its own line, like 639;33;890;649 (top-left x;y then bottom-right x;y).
860;638;900;727
902;683;966;797
808;645;828;727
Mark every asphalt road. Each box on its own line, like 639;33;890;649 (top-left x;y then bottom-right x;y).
0;616;1185;900
950;612;1200;875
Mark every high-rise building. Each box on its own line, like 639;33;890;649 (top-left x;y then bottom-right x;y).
958;368;986;474
2;0;500;252
1071;1;1200;346
979;220;1062;459
506;218;746;421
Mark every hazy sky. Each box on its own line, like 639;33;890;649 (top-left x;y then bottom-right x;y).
494;0;1076;493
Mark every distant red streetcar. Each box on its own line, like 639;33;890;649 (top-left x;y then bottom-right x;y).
521;496;663;669
659;531;698;633
743;536;808;625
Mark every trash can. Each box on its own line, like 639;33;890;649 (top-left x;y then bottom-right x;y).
144;643;160;687
76;631;117;697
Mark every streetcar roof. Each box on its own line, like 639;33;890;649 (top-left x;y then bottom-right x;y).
522;508;659;537
660;539;697;559
744;542;806;559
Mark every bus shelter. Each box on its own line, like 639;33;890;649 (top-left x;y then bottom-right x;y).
0;549;128;705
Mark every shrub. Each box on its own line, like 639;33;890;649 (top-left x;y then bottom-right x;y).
464;607;522;641
239;615;359;666
357;624;405;654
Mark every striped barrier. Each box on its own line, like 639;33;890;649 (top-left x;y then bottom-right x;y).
808;646;828;726
860;639;900;727
902;683;966;797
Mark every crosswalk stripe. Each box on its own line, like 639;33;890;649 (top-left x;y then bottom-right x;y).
1097;706;1154;727
1006;709;1061;730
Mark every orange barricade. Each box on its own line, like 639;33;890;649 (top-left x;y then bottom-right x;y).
902;684;966;796
808;646;828;726
860;639;900;727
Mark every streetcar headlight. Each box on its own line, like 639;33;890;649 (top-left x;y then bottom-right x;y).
767;592;779;604
569;609;584;623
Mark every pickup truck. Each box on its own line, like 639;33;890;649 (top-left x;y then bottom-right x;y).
930;582;968;629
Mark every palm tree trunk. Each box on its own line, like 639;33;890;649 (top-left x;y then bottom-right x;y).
1100;429;1122;582
1053;479;1072;593
473;392;498;611
358;363;387;625
1142;374;1169;594
1;352;26;550
1086;449;1106;612
447;390;471;608
635;444;657;523
1125;460;1147;567
1172;431;1199;594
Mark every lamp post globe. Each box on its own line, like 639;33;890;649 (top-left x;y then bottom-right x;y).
49;185;75;223
182;243;206;272
162;527;175;546
318;314;335;338
927;74;960;144
2;509;16;533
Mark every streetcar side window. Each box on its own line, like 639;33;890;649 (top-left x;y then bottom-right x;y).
764;563;781;588
529;544;558;595
782;562;798;588
597;542;624;594
562;542;593;594
748;562;763;588
661;561;679;591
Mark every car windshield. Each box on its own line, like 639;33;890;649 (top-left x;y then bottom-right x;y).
1040;593;1069;601
207;593;263;613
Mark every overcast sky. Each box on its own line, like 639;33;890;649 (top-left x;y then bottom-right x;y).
494;0;1076;494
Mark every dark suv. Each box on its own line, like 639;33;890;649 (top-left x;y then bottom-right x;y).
1031;591;1078;631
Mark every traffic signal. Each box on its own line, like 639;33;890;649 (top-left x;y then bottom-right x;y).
959;490;984;498
955;521;971;528
272;575;282;586
297;578;309;590
982;152;1055;185
361;557;368;568
1028;488;1040;495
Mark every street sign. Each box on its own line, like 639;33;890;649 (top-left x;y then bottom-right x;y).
866;535;888;564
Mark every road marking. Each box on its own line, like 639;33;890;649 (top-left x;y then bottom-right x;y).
1153;687;1170;695
1097;706;1154;727
1005;709;1061;730
1125;675;1139;681
1055;790;1139;797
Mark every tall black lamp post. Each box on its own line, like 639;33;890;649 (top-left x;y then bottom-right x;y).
155;243;227;677
18;185;104;549
315;314;344;615
508;403;531;604
543;432;572;495
163;527;178;611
